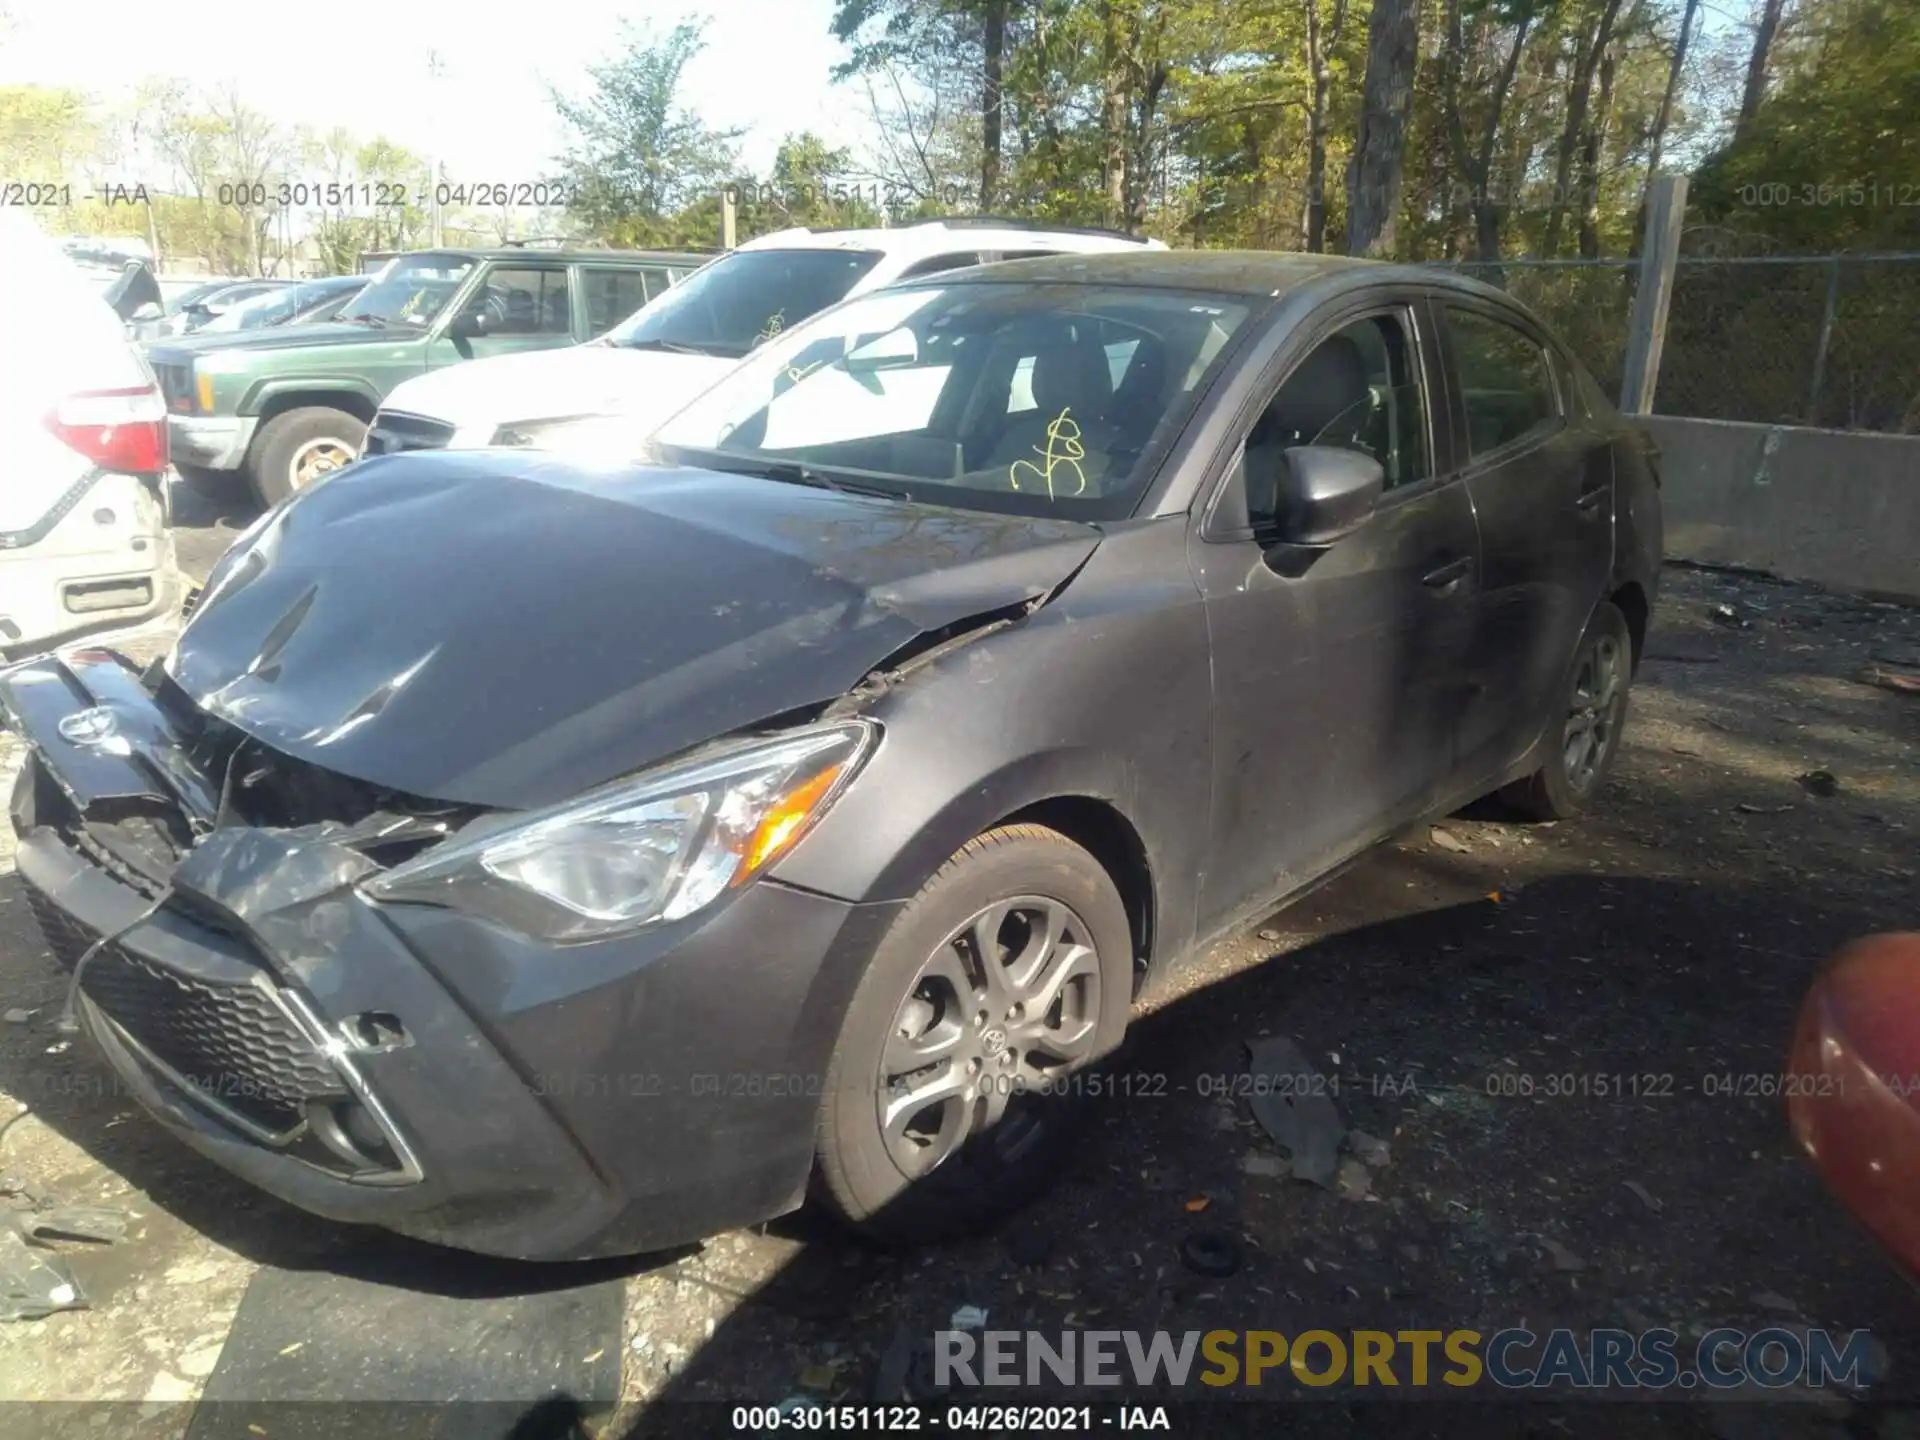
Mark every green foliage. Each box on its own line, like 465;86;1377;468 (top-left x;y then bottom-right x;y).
1692;0;1920;252
550;19;744;237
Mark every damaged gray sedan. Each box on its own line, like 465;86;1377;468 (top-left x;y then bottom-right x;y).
2;253;1660;1259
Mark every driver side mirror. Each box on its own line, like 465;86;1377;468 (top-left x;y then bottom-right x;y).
448;307;491;340
1259;445;1385;546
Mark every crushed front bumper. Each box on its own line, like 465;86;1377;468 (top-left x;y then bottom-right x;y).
1;650;899;1259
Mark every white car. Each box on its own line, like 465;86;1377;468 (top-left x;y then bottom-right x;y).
364;220;1166;459
0;211;180;658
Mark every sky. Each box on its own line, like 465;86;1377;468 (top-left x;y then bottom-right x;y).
0;0;869;182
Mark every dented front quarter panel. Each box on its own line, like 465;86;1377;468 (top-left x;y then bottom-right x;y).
771;516;1216;971
167;452;1101;810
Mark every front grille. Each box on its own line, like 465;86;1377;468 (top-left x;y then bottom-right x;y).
363;410;455;456
24;884;348;1135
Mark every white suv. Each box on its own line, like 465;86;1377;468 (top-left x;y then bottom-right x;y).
364;220;1165;459
0;210;180;658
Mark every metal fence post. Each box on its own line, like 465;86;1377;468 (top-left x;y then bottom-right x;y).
720;187;738;251
1805;256;1842;426
1619;174;1687;415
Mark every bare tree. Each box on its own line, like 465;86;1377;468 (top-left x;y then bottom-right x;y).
1345;0;1421;256
1102;3;1130;224
1443;0;1539;264
1542;0;1627;256
1736;0;1790;135
1645;0;1701;182
981;0;1007;208
1301;0;1352;251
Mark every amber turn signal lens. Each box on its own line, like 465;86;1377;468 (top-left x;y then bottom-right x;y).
735;762;847;882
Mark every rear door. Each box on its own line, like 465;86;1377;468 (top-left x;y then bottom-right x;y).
580;264;654;339
1435;298;1614;789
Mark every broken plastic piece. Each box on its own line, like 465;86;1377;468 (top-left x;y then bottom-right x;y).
1244;1036;1345;1189
0;1229;88;1321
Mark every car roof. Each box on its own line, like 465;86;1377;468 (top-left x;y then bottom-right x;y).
923;248;1515;305
394;247;711;265
736;218;1164;258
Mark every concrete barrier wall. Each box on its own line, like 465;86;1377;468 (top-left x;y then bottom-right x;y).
1638;415;1920;603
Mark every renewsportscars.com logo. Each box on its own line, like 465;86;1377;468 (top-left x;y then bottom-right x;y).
933;1326;1878;1392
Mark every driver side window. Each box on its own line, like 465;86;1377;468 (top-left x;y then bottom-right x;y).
1241;311;1430;528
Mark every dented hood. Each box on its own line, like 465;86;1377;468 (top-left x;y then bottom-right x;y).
170;452;1099;809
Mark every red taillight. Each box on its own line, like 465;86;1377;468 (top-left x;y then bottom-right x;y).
46;386;169;475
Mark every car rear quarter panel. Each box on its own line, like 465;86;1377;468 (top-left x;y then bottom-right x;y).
770;518;1213;973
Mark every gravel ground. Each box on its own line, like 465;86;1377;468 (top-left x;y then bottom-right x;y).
0;506;1915;1437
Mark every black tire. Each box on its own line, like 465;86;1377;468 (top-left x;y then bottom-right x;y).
246;407;367;507
815;824;1134;1243
1501;600;1635;821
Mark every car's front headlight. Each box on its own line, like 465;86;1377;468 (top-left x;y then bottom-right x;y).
362;721;876;943
490;416;598;448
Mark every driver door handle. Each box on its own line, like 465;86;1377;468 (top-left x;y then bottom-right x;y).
1422;555;1474;590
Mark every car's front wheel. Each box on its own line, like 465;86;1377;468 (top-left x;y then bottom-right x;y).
815;824;1134;1241
247;406;367;507
1501;600;1635;820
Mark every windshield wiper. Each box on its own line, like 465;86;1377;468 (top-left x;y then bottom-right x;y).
337;314;389;328
727;459;905;501
613;337;725;356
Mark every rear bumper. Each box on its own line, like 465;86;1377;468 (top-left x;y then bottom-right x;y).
0;470;179;654
167;415;256;471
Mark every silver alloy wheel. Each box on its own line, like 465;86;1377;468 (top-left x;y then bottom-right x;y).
878;896;1103;1178
289;436;355;491
1563;631;1625;792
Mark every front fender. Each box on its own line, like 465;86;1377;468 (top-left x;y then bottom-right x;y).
240;377;383;418
770;524;1214;971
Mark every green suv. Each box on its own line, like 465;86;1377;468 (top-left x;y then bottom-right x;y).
147;247;707;505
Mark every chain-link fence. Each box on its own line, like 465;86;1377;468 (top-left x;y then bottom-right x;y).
1431;253;1920;435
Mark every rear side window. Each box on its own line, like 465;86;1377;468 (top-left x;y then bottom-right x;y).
583;266;651;337
895;251;985;280
1446;307;1560;456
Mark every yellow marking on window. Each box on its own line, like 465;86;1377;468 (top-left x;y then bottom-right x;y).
1008;408;1089;499
756;309;787;343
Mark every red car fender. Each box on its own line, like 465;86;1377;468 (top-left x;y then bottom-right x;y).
1788;932;1920;1278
